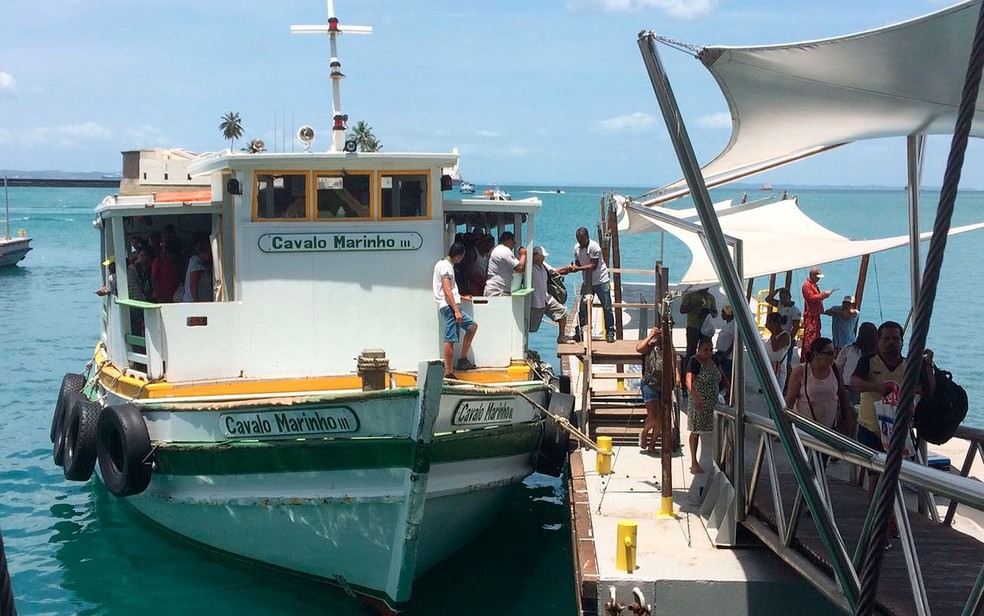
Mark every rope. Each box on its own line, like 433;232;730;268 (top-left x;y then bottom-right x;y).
0;524;15;616
653;34;701;57
870;255;884;322
855;3;984;612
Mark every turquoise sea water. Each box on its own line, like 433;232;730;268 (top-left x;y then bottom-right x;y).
1;184;982;614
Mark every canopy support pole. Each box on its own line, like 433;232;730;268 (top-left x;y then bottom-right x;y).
907;134;926;304
638;30;859;608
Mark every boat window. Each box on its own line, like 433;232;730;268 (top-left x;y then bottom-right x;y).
381;173;428;219
315;173;371;220
255;173;308;220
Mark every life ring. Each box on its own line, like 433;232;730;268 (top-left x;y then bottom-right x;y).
62;395;101;481
536;392;576;477
96;404;152;497
51;373;86;465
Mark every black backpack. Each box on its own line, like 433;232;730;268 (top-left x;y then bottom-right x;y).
914;364;968;445
547;270;568;304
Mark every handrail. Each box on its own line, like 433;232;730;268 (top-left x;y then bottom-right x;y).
734;409;984;511
116;298;162;310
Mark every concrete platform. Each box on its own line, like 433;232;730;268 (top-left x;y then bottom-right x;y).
570;441;842;615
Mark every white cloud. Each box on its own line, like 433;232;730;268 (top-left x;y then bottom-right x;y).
476;130;499;138
696;111;732;129
22;122;113;148
125;125;170;147
568;0;719;19
0;72;16;97
591;112;658;133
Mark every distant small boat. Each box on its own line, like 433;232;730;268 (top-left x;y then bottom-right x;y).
0;178;32;268
483;185;511;200
459;181;475;194
758;183;773;191
553;189;565;194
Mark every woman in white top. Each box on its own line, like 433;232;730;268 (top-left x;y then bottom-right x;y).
764;312;792;388
834;321;877;403
785;337;850;429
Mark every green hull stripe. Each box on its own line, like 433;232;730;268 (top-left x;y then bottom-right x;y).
154;421;543;476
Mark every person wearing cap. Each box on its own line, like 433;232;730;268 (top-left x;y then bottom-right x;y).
825;294;859;351
95;255;118;297
765;286;802;389
529;246;570;343
801;266;833;363
484;231;527;297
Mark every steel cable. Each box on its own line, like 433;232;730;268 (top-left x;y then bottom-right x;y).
855;2;984;612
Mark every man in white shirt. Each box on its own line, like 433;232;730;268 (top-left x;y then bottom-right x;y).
530;246;570;343
433;242;478;378
484;231;527;297
558;227;615;343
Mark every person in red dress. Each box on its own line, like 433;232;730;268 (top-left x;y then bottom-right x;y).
801;266;833;362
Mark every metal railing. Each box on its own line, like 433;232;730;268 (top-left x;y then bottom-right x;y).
714;406;984;615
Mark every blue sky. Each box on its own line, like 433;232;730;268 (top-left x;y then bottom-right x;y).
2;0;981;188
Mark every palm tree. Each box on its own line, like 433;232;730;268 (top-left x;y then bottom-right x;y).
219;112;244;151
349;121;382;152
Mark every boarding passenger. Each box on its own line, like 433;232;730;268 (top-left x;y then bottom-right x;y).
765;286;802;380
434;242;479;378
764;312;792;389
468;234;494;296
559;227;615;343
715;305;735;403
680;287;718;378
529;246;569;343
182;240;214;303
686;337;728;474
636;326;671;452
785;337;852;432
825;295;859;351
801;267;833;362
835;321;877;404
152;241;181;303
484;231;526;296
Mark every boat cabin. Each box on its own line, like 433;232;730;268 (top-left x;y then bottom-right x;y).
95;151;541;384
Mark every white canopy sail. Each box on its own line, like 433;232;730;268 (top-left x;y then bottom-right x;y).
629;198;984;288
647;0;984;200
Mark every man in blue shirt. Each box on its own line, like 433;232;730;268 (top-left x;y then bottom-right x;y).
826;294;859;351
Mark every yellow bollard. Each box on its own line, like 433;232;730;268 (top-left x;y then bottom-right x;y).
616;520;637;572
596;436;612;475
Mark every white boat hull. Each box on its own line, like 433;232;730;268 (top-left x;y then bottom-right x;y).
93;374;551;610
0;237;31;268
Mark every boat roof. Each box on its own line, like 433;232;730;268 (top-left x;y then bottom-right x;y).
649;0;984;199
628;198;984;288
188;150;459;176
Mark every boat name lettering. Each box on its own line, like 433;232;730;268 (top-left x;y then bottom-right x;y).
451;399;515;426
221;407;360;439
258;232;423;253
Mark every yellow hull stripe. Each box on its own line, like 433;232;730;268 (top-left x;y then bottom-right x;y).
93;347;533;400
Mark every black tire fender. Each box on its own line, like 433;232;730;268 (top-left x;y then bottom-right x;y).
52;373;86;466
62;396;101;482
96;404;153;497
536;392;576;477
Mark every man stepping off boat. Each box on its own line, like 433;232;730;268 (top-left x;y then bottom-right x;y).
434;242;479;378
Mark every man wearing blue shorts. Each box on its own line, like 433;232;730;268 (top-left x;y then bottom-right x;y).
434;242;479;378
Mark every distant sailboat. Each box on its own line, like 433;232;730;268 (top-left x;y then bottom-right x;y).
0;178;32;268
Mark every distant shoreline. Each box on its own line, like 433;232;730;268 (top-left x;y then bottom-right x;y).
2;178;119;188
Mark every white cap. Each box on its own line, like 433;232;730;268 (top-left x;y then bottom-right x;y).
843;294;855;304
533;245;548;257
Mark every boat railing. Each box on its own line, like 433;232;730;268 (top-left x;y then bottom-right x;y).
712;405;984;614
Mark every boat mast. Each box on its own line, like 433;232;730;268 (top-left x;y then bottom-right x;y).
290;1;372;152
3;177;9;240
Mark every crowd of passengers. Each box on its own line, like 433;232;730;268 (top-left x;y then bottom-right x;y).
96;224;214;304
